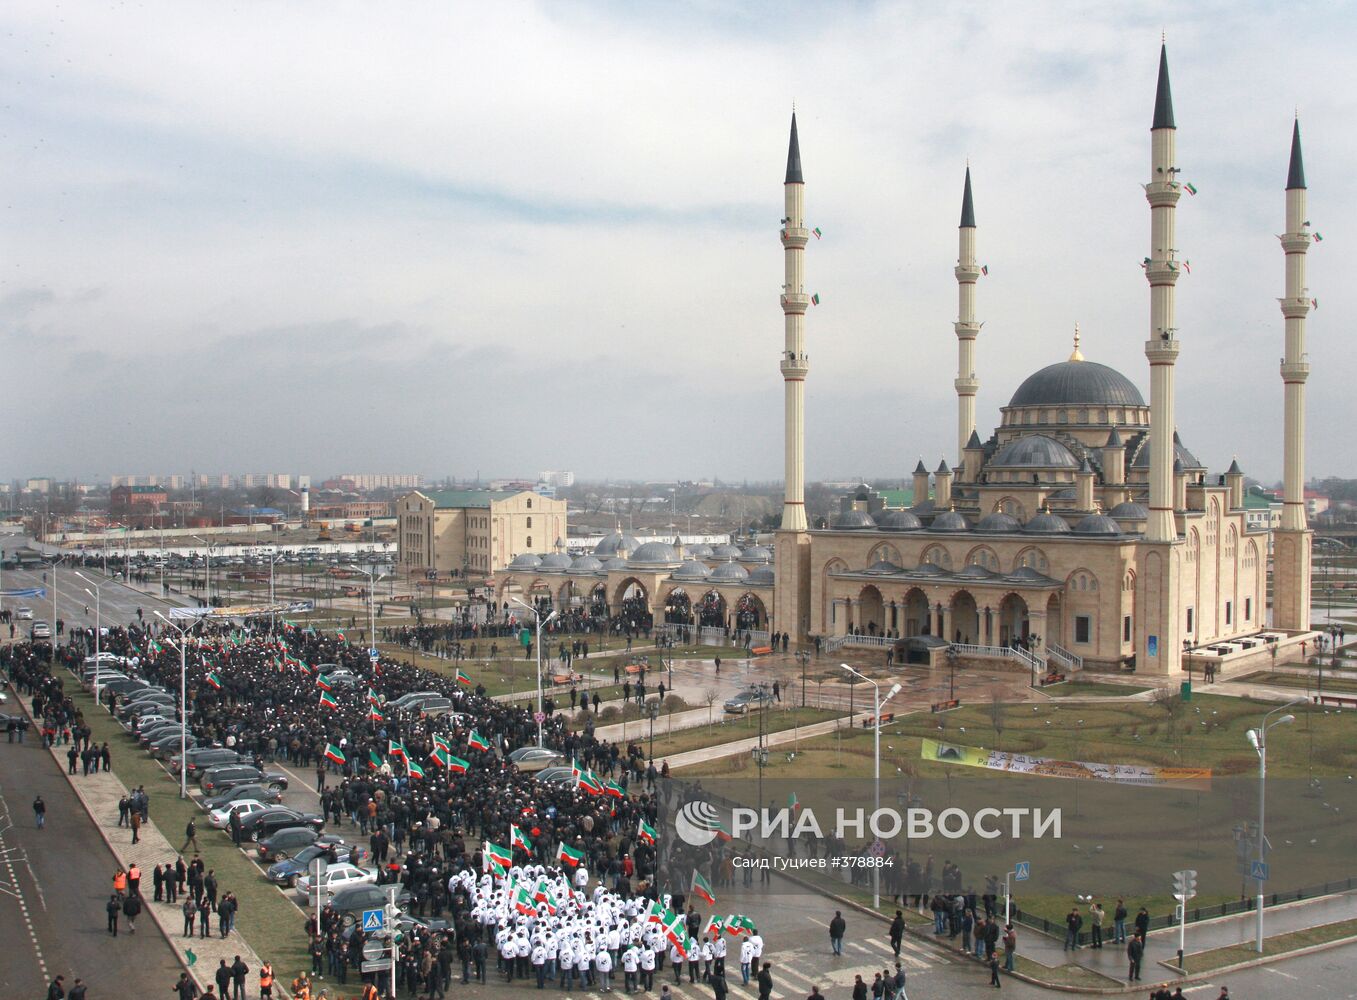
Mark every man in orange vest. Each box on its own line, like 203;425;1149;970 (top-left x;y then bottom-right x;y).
258;962;273;999
360;983;380;1000
112;869;127;897
128;863;141;897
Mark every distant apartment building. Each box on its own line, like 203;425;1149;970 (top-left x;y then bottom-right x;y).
395;489;567;576
110;484;168;517
25;478;54;494
539;470;575;488
310;500;391;520
332;473;423;491
194;473;234;489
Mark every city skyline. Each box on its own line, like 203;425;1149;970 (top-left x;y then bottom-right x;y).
3;3;1353;482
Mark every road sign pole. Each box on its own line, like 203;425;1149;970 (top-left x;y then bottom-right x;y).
387;882;401;1000
1004;871;1011;926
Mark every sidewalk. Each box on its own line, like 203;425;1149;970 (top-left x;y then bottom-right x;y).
31;707;265;992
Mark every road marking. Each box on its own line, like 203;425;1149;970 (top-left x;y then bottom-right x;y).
1266;967;1299;980
0;789;50;982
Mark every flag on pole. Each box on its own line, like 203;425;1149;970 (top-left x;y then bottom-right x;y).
510;824;532;852
1182;260;1191;274
788;791;801;811
513;885;536;915
485;841;513;869
557;843;585;867
604;779;625;799
315;674;332;691
725;915;756;935
368;749;383;770
335;631;347;643
810;293;820;305
1184;182;1198;195
637;818;657;845
1311;298;1319;309
468;730;490;752
319;692;338;710
812;227;822;239
367;706;384;722
690;868;716;906
204;672;222;690
1314;232;1324;242
388;740;408;761
576;770;604;795
323;743;346;765
444;754;470;774
406;759;425;779
366;688;380;705
487;859;508;878
663;912;689;952
703;915;725;937
981;264;989;276
455;669;472;687
432;734;451;753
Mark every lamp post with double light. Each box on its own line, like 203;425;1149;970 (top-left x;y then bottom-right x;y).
512;597;557;747
75;572;106;701
840;662;901;909
154;611;194;799
1246;697;1303;952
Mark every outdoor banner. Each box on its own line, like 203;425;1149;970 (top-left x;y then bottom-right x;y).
921;738;1212;790
0;587;46;598
167;600;313;620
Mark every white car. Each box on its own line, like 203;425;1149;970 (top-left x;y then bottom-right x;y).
208;799;270;829
294;862;378;901
16;607;33;620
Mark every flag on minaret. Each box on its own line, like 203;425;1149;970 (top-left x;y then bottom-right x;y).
812;227;822;239
1313;232;1324;242
810;294;820;306
1184;182;1198;195
980;265;988;276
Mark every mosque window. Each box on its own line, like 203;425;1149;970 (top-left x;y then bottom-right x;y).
1122;615;1132;642
527;517;532;529
1074;615;1091;644
527;499;533;509
1245;597;1252;621
1077;409;1088;424
1186;607;1195;634
1225;601;1232;625
527;536;532;548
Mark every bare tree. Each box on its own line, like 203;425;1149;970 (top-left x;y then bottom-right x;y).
1151;687;1181;742
989;691;1006;751
704;687;720;726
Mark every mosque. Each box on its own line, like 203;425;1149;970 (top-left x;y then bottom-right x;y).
489;45;1314;678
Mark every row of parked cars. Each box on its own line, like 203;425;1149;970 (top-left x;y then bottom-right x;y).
89;657;400;917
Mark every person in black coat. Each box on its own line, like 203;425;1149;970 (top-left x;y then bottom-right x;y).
215;960;233;997
888;911;905;957
106;894;120;936
1127;934;1144;981
756;962;773;1000
122;892;141;933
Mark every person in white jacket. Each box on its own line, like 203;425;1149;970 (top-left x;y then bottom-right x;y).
739;938;755;985
669;940;686;984
621;943;640;993
639;940;656;991
595;946;614;993
699;936;714;982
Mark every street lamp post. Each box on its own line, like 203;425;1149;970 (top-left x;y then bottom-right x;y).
268;551;285;634
154;611;193;799
512;597;558;747
76;572;106;701
191;535;215;607
361;566;387;651
840;663;901;909
1246;697;1303;952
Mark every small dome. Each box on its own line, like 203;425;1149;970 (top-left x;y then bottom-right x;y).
740;546;772;564
1023;512;1073;534
629;541;680;567
671;560;711;581
710;561;749;583
832;510;878;530
990;434;1079;469
976;512;1021;534
710;544;742;559
909;499;937;516
863;560;903;576
1074;514;1123;536
747;566;775;585
686;543;714;558
600;556;628;571
929;511;971;532
593;532;640;557
1108;501;1149;520
568;555;603;574
507;553;543;570
879;510;924;532
956;564;997;580
537;553;572;572
1008;566;1057;584
1008;359;1146;409
909;563;949;577
1130;437;1204;471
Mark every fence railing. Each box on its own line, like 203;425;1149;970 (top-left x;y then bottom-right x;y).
833;634;895;649
1046;642;1083;672
949;642;1045;671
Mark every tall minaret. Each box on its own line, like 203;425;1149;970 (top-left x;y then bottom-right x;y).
954;167;981;466
780;113;810;531
1143;43;1182;544
1274;118;1314;630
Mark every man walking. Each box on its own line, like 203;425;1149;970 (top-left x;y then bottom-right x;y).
122;891;141;933
230;955;249;1000
1126;934;1144;982
1063;907;1082;951
888;910;905;958
182;817;201;854
1089;901;1104;949
33;795;46;829
1113;899;1128;944
829;911;847;956
756;962;773;1000
106;894;121;936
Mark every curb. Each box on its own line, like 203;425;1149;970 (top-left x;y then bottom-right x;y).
1155;930;1357;981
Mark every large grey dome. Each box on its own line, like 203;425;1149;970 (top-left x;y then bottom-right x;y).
929;511;971;532
1108;501;1148;520
568;555;603;574
593;532;640;557
1023;512;1073;534
671;560;711;581
710;544;742;559
879;510;924;532
710;561;749;583
629;541;680;567
740;546;772;564
1009;360;1146;408
686;543;714;558
863;560;904;576
507;553;543;570
537;553;573;572
600;556;628;571
990;434;1080;469
1074;513;1123;536
832;510;878;530
747;566;775;585
976;512;1021;534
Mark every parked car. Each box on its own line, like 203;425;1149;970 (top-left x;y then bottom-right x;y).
139;722;188;746
172;748;242;778
199;764;285;795
208;799;270;829
201;782;284;812
266;842;369;887
534;766;575;785
724;687;775;715
294;862;377;901
150;733;199;758
508;747;564;772
386;691;440;712
15;607;33;620
254;826;338;861
30;622;52;640
240;806;322;842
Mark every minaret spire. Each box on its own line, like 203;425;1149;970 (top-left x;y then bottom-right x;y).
779;112;809;531
1152;42;1175;130
954;165;981;468
1274;117;1314;630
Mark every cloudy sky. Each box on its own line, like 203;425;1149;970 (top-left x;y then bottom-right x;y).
3;1;1353;485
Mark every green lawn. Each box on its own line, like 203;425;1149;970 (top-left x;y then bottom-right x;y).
1041;681;1152;698
635;708;845;760
1237;671;1357;695
70;687;311;977
1183;916;1357;972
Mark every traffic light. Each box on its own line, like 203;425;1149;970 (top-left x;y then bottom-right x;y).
1172;869;1198;900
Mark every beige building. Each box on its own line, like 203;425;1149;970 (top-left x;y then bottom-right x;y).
396;489;567;577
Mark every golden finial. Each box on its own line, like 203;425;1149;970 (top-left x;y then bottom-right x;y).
1069;323;1084;362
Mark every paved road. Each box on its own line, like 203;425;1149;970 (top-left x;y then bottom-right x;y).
0;726;183;998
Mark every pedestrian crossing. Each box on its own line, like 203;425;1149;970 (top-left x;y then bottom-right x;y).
548;931;950;1000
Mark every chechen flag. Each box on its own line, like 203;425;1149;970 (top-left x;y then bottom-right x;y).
323;743;346;766
556;842;585;867
319;692;339;710
510;824;532;852
455;669;472;687
690;868;716;906
204;672;222;690
637;818;657;845
467;730;490;752
406;759;425;780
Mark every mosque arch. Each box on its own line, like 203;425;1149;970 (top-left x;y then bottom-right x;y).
868;542;904;567
921;544;953;570
1013;547;1050;574
993;496;1028;520
735;592;767;631
965;545;1001;572
902;587;929;637
857;585;885;635
697;590;728;628
947;589;980;645
663;587;693;624
997;593;1030;646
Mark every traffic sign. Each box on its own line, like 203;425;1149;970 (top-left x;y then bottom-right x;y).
369;647;380;663
361;960;393;973
1251;860;1270;882
361;908;386;932
1014;861;1031;882
867;838;886;858
363;938;387;962
308;857;328;878
533;711;546;723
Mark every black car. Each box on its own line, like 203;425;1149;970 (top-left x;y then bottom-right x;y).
151;733;200;758
199;764;288;795
202;782;285;812
333;884;412;926
240;806;323;841
175;748;243;777
256;826;330;862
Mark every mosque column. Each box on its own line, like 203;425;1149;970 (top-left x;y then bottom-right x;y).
955;167;981;465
